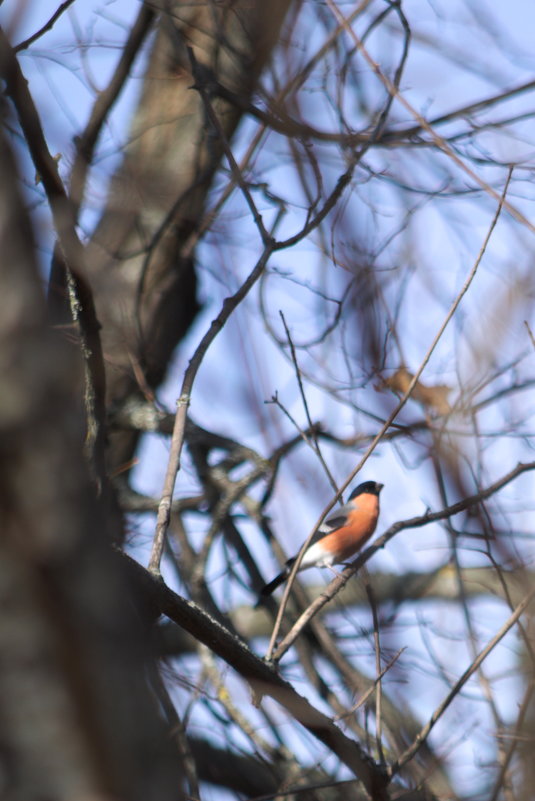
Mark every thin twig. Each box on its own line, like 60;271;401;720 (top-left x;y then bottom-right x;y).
364;575;385;765
524;320;535;350
432;454;513;793
278;311;339;495
14;0;77;52
68;5;155;214
187;47;272;246
379;77;535;145
488;679;535;801
334;648;406;720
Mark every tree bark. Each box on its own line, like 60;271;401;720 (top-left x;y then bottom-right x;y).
0;128;181;801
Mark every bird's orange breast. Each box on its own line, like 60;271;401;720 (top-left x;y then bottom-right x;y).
319;494;379;563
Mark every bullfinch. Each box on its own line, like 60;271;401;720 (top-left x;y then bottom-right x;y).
259;480;383;598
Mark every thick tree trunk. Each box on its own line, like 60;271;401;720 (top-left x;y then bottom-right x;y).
0;127;182;801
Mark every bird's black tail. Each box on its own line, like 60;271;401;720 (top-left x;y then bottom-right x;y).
257;558;296;603
259;569;288;598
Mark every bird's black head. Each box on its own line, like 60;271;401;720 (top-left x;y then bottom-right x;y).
348;481;384;500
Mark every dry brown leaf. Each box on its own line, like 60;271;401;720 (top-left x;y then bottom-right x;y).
383;366;451;415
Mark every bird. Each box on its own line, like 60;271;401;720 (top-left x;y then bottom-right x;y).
258;480;384;599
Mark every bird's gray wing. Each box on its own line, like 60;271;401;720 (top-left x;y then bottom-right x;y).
317;501;354;535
